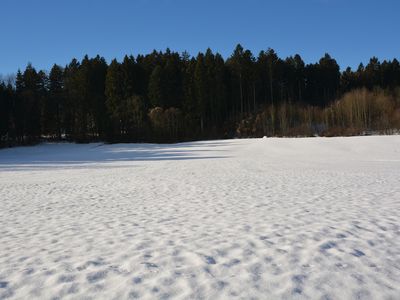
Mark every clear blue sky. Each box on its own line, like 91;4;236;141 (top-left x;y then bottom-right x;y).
1;0;399;75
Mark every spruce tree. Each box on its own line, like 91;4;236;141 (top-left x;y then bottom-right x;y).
48;64;64;139
148;65;164;108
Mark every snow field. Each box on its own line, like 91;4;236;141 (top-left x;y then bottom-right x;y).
0;136;399;299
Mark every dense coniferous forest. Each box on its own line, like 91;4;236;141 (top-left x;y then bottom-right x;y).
1;45;400;146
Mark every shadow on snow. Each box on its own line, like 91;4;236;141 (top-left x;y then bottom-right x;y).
0;140;237;171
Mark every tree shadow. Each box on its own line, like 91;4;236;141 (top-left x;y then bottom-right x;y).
0;141;235;171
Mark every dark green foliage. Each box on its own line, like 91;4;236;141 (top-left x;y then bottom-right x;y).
148;65;165;108
1;45;400;147
0;83;12;142
45;64;63;138
15;64;43;142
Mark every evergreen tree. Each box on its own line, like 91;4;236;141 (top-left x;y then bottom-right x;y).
194;53;208;133
148;65;164;108
227;44;246;117
46;64;64;138
257;48;279;105
64;58;83;139
19;64;42;141
2;46;400;145
318;53;340;104
14;70;25;141
0;83;11;142
105;59;125;137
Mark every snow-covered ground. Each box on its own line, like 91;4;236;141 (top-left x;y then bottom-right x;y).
0;136;399;300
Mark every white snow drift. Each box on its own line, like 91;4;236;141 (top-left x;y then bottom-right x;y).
0;136;399;299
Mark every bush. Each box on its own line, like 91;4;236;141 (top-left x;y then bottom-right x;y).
236;88;400;137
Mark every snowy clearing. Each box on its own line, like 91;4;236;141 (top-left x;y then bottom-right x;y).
0;136;400;299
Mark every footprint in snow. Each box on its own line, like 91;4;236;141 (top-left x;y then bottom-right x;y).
319;241;337;252
132;277;142;284
336;233;347;239
352;249;365;257
86;270;108;283
204;256;216;265
142;262;158;269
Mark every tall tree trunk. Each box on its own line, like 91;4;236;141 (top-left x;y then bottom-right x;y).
269;64;274;105
239;73;243;118
56;101;61;140
253;83;256;112
298;81;302;102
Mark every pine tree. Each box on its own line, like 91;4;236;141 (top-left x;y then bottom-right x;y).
318;53;340;105
0;83;11;142
64;58;84;140
194;53;207;133
92;56;109;138
19;64;42;141
48;64;64;138
228;44;245;117
14;70;25;141
148;65;164;108
105;59;125;137
2;47;400;144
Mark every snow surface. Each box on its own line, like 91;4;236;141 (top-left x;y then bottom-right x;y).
0;136;400;299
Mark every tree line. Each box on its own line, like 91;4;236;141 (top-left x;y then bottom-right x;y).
1;44;400;146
